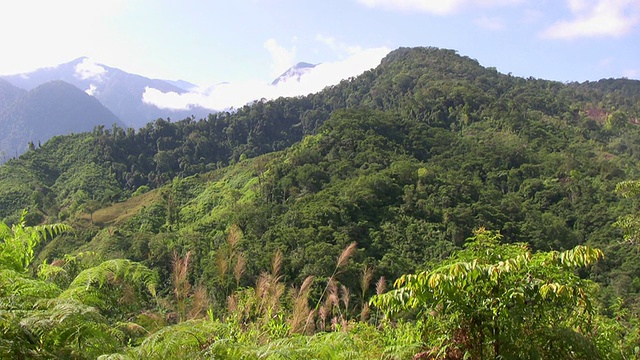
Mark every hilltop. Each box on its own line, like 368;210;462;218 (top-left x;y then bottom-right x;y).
1;47;640;358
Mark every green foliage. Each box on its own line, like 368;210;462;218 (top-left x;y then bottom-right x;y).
0;210;71;272
0;217;159;359
99;318;424;360
613;180;640;245
2;46;640;358
60;259;158;318
372;228;606;359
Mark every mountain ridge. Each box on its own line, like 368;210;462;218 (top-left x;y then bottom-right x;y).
0;80;124;160
1;45;640;322
271;62;318;85
1;46;640;359
0;57;211;128
2;46;639;220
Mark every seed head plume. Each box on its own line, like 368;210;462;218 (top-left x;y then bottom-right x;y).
360;302;370;322
340;284;350;312
187;285;209;320
315;242;358;312
172;250;192;303
375;276;386;296
271;249;283;279
304;309;316;334
337;242;357;269
227;224;241;250
326;278;339;308
299;275;315;296
360;264;374;299
234;252;246;287
289;275;316;334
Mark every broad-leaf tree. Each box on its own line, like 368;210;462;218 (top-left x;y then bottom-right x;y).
372;228;605;360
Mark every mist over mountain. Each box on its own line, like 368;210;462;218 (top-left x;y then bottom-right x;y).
0;80;123;160
162;79;199;91
1;47;640;358
271;62;317;85
1;58;211;128
0;58;345;161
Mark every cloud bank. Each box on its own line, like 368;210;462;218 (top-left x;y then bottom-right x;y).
542;0;640;39
142;46;390;111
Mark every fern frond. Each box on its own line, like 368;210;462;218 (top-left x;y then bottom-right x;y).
59;259;158;313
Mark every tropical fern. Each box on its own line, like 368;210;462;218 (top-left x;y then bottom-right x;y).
0;212;71;272
59;259;158;314
0;269;61;309
127;319;232;360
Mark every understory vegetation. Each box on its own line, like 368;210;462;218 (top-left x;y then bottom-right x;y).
2;47;640;359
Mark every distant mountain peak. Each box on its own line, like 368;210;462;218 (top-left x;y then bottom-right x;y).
271;62;318;85
0;58;210;128
294;62;316;68
0;79;123;160
73;57;108;82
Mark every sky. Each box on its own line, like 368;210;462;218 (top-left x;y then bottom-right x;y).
0;0;639;110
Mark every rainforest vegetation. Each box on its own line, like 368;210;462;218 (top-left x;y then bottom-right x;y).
1;47;640;359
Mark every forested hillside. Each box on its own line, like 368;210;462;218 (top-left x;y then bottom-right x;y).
2;47;640;359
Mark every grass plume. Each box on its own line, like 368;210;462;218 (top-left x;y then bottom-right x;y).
315;242;358;312
234;252;246;288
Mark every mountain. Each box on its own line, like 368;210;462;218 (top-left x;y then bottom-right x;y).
0;78;26;111
271;62;317;85
1;58;211;128
2;46;640;359
0;80;123;160
162;79;198;91
1;46;640;314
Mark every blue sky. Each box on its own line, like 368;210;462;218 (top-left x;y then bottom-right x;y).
1;0;638;109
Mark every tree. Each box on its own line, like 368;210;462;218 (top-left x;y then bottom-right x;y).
613;180;640;245
371;228;605;359
83;199;101;224
604;110;628;131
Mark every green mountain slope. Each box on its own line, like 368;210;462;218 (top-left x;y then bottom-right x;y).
3;46;640;359
1;46;640;300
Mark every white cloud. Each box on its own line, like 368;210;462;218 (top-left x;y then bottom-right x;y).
142;46;391;111
355;0;523;15
623;69;639;78
567;0;589;12
541;0;640;39
474;16;506;30
86;84;99;96
75;58;107;81
264;39;296;77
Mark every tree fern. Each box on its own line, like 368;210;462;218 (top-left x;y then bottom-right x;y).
0;212;71;272
59;259;158;314
126;319;232;360
0;269;61;309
